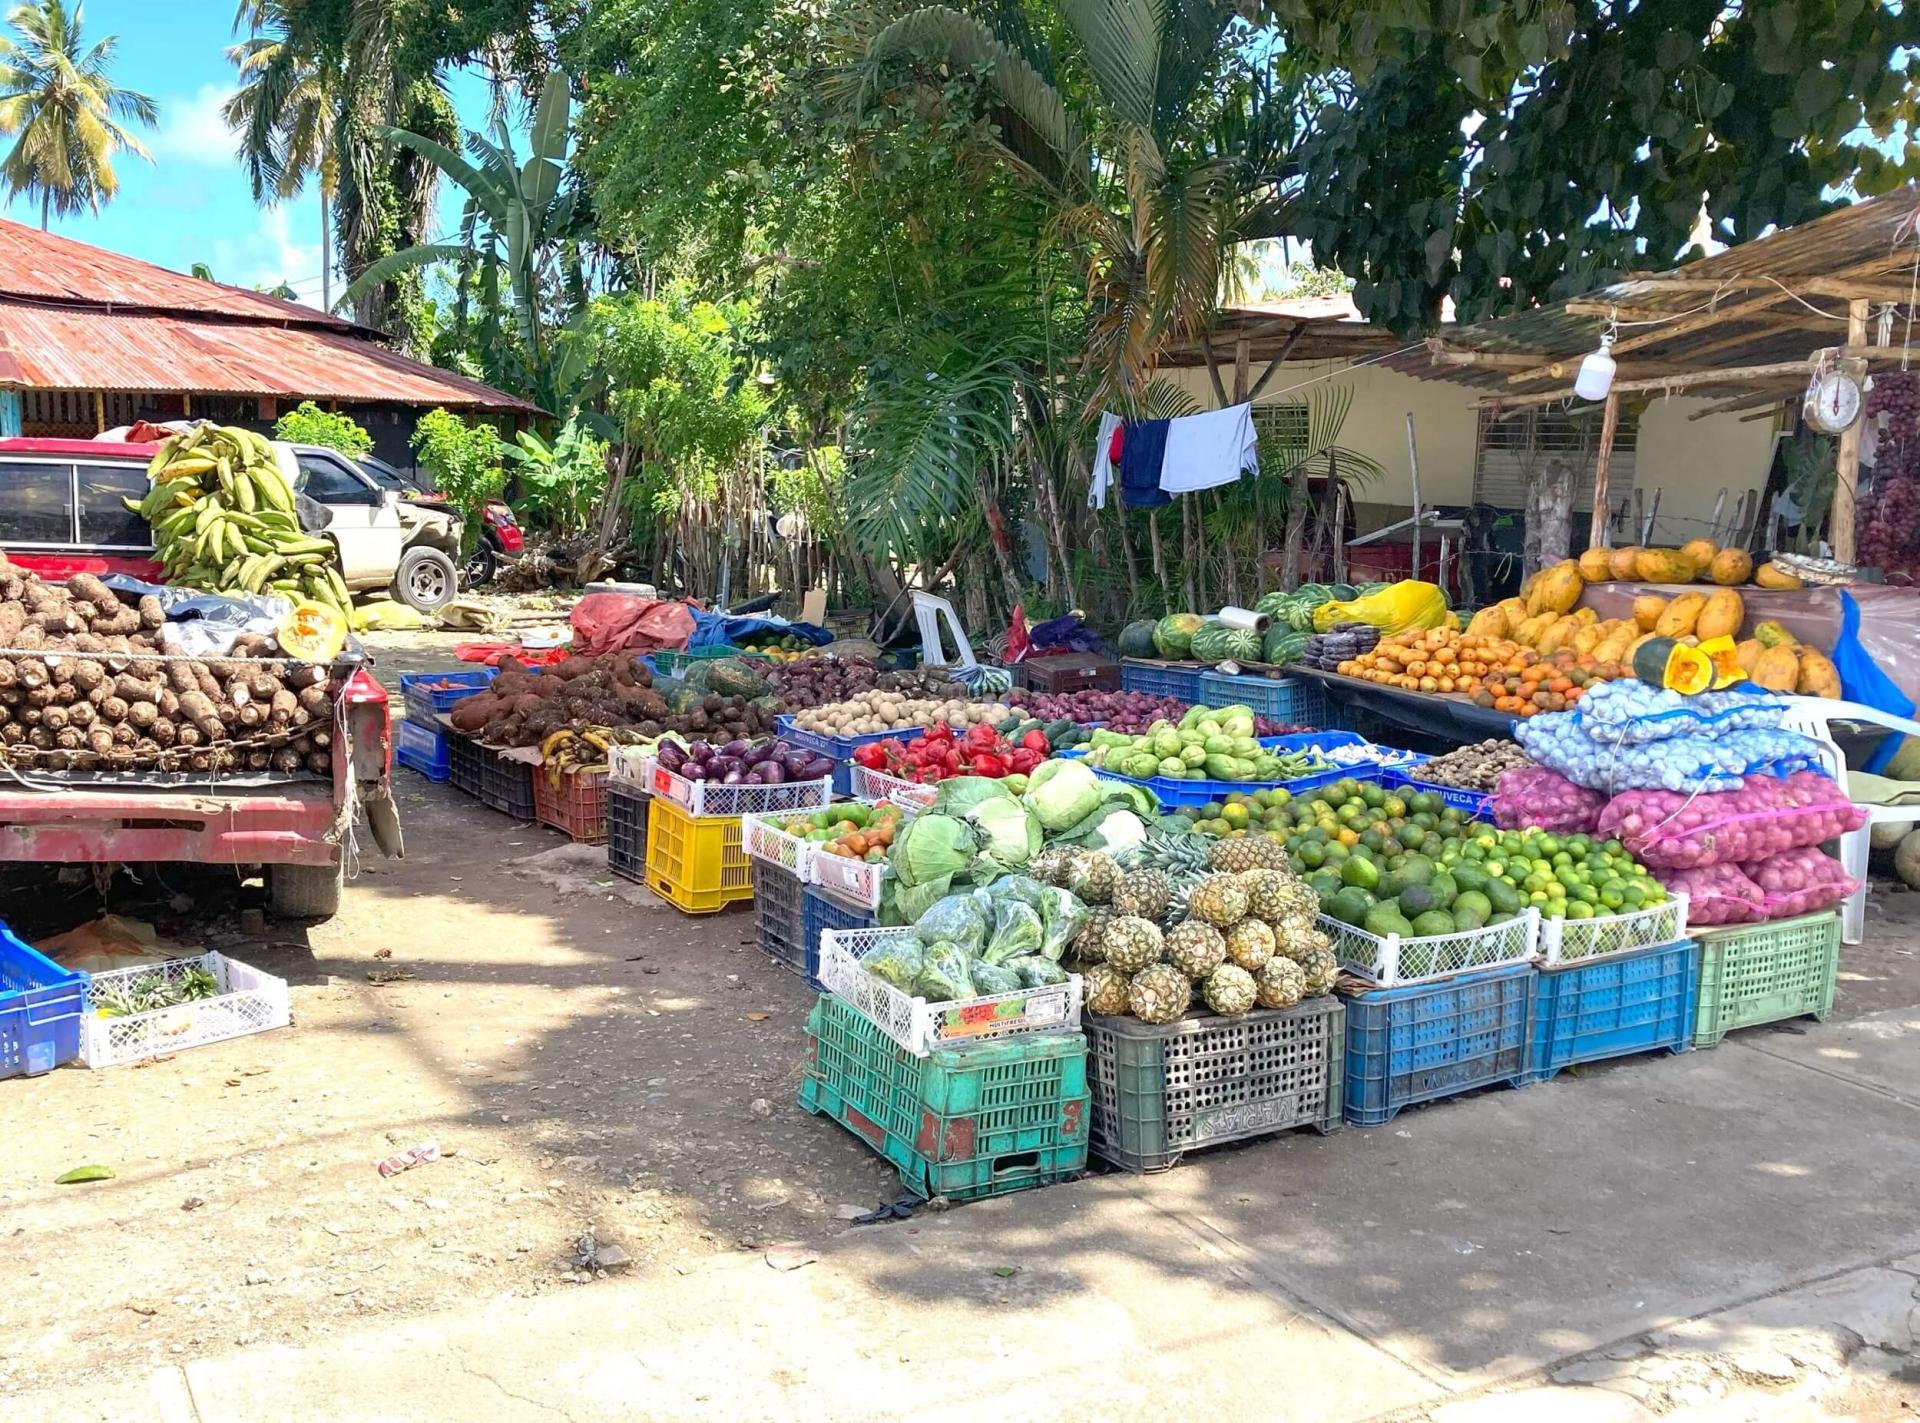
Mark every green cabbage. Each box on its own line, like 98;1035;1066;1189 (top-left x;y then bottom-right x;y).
968;796;1041;867
930;776;1014;816
888;814;978;888
1021;758;1105;831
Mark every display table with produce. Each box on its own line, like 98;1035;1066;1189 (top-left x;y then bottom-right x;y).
1282;664;1520;742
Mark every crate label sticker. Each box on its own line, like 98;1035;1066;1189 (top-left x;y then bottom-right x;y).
651;766;673;796
1193;1094;1302;1139
940;996;1030;1035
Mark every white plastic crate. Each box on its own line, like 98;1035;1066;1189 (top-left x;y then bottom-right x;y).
818;927;1083;1057
1321;907;1540;987
638;753;833;818
848;763;937;809
607;744;651;788
79;953;290;1068
741;811;814;876
809;849;888;909
1539;895;1690;965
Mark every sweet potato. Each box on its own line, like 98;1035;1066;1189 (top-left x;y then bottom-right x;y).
66;573;117;611
137;595;165;629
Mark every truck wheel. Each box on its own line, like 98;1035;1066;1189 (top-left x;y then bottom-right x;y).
393;547;457;612
270;862;344;919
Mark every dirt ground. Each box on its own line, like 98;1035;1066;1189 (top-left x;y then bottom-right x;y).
0;631;890;1399
5;629;1920;1408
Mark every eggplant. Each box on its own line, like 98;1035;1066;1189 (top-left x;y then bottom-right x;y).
714;756;745;778
758;761;786;783
781;752;813;778
722;768;746;785
655;743;687;774
722;738;750;760
802;755;835;781
688;740;713;763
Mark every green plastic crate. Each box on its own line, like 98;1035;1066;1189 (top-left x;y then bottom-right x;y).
798;994;1088;1201
1692;910;1839;1048
1084;998;1343;1172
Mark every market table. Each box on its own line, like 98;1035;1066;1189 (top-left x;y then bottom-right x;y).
1284;664;1519;743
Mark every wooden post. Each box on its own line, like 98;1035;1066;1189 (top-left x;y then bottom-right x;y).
91;390;105;434
1833;298;1869;562
1405;413;1423;578
1590;390;1620;547
1233;336;1250;404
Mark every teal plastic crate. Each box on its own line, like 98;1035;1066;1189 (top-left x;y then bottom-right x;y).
1084;997;1343;1172
1692;910;1839;1048
798;994;1088;1201
1529;938;1699;1082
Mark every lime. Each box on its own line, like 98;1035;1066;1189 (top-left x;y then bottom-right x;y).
1341;855;1380;891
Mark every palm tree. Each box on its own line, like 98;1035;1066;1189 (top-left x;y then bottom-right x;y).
223;0;335;306
0;0;155;229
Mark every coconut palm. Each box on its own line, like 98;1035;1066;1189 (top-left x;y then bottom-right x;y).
223;0;336;305
0;0;156;228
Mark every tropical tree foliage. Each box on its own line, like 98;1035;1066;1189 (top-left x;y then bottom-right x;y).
273;400;372;456
0;0;154;228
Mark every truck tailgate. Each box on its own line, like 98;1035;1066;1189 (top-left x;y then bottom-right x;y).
0;783;339;866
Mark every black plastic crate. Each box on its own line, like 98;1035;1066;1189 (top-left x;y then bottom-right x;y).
447;732;486;798
607;784;650;882
476;748;535;820
753;861;808;981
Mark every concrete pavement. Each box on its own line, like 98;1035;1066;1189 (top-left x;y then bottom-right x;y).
14;1001;1920;1423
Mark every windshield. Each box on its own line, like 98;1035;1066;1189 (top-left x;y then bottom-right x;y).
357;453;422;492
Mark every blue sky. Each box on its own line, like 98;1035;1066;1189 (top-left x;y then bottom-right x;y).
17;0;503;310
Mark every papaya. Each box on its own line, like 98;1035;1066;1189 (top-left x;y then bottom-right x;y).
1465;605;1510;640
1709;548;1754;585
1680;538;1720;572
1753;561;1805;590
1496;596;1531;628
1537;617;1579;655
1569;606;1598;627
1753;620;1797;649
1609;545;1646;581
1734;638;1765;673
1570;624;1604;656
1577;547;1616;582
1513;612;1556;647
1750;644;1802;693
1594;630;1634;664
1632;636;1713;694
1695;588;1744;642
1636;548;1698;584
1655;592;1708;638
1796;647;1842;698
1631;594;1667;631
1527;560;1584;616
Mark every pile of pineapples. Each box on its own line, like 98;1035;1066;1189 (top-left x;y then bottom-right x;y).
1028;831;1339;1025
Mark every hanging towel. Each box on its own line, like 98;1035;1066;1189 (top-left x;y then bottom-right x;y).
1159;401;1260;495
1119;418;1172;508
1088;410;1122;510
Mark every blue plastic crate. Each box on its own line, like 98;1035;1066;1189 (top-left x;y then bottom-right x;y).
1383;768;1495;820
1343;961;1534;1126
1061;738;1385;808
802;884;874;990
394;718;450;782
1529;939;1699;1083
400;669;496;726
1198;671;1332;729
1119;659;1204;703
776;717;924;797
0;923;86;1079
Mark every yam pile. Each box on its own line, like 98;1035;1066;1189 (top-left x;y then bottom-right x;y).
448;653;779;747
0;553;335;776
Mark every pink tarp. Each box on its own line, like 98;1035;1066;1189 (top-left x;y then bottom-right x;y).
568;594;697;657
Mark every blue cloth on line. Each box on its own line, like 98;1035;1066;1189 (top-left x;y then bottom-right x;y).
1119;419;1172;509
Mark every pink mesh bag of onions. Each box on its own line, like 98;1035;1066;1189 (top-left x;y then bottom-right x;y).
1491;766;1606;832
1748;846;1861;919
1595;771;1866;870
1659;864;1767;925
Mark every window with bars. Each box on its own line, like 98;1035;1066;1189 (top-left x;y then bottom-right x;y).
1473;405;1637;511
1253;402;1310;456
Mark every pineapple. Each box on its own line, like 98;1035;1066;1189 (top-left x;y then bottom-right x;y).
1242;868;1297;922
1123;825;1211;878
1209;834;1288;874
1186;873;1249;929
1299;945;1338;997
1164;920;1227;979
1225;918;1276;971
1128;963;1191;1024
1069;851;1123;905
1074;906;1115;964
1084;963;1132;1015
1114;868;1173;921
1203;962;1258;1015
1029;848;1073;887
1102;916;1165;974
1272;915;1321;964
1254;957;1306;1009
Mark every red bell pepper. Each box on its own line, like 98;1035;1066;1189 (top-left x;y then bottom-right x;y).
925;723;955;742
971;752;1009;777
1008;747;1042;774
1020;729;1051;754
853;743;888;770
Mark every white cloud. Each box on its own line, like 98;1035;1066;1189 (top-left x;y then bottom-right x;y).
208;205;328;310
150;83;240;166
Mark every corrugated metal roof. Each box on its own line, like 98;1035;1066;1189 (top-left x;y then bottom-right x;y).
1392;185;1920;405
0;217;359;330
1159;299;1404;367
0;302;537;411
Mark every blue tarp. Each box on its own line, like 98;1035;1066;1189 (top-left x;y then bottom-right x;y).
686;610;834;650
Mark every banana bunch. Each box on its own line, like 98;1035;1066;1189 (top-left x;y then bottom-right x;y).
128;424;355;617
538;724;651;786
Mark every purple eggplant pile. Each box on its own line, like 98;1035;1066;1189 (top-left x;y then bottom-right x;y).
653;736;835;786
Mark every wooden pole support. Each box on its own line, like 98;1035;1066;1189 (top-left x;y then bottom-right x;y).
1832;299;1869;563
1590;390;1620;548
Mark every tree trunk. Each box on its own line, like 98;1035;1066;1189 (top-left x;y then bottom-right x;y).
1524;457;1576;574
1281;459;1313;589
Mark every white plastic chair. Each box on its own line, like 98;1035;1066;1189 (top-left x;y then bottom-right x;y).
911;591;978;670
1775;695;1920;945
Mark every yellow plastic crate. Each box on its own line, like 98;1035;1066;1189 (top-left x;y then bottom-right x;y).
645;796;753;913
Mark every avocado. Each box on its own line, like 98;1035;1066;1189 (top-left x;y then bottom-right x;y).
1397;883;1436;918
1327;887;1377;925
1363;906;1416;939
1486;878;1523;915
1451;890;1492;929
1426;871;1458;909
1308;870;1343;901
1397;853;1435;886
1450;863;1491;895
1411;910;1457;937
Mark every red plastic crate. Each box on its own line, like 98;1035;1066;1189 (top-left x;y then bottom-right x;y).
533;767;609;843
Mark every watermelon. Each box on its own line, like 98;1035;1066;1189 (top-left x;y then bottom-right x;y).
1328;583;1358;602
1286;600;1319;632
1253;590;1290;617
1293;582;1334;606
1262;627;1309;664
1153;613;1206;657
1117;619;1159;658
1190;621;1261;662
